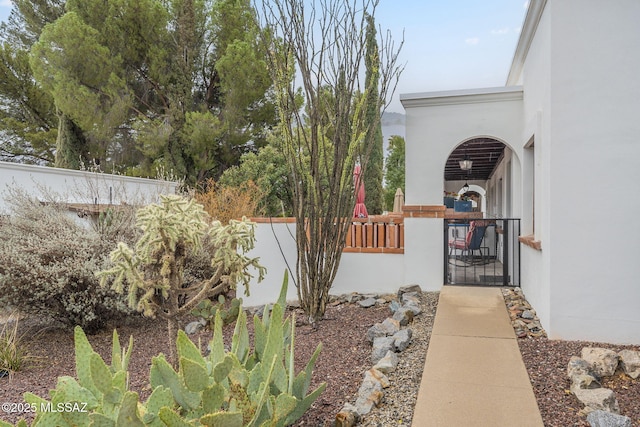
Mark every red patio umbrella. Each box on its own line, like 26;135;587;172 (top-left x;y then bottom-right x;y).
353;164;368;218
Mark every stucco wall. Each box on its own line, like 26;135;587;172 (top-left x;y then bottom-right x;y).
544;0;640;343
239;221;405;307
0;161;178;212
517;1;552;338
401;88;524;291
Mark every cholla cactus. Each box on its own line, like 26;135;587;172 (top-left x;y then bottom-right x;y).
97;195;265;365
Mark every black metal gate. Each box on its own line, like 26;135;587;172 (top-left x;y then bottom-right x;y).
444;218;520;287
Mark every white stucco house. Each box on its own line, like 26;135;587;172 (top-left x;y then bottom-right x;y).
400;0;640;344
7;0;635;346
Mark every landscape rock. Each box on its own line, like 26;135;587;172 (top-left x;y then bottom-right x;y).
570;373;602;392
393;328;413;352
373;351;399;374
344;293;361;303
388;300;401;313
392;307;414;326
401;293;421;306
397;284;422;300
618;349;640;379
354;372;384;415
366;318;401;343
586;409;632;427
365;368;390;388
582;348;619;378
366;324;387;343
521;310;535;319
335;403;360;427
403;302;422;316
573;388;620;414
371;336;396;364
568;356;595;378
358;297;377;308
184;321;203;335
380;318;401;335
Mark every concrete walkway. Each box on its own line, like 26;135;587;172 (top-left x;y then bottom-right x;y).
412;286;544;427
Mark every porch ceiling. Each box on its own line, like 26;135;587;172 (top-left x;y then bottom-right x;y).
444;138;506;181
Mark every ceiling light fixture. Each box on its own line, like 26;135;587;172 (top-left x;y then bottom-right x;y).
459;143;473;170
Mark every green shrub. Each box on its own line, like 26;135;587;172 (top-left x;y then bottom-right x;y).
0;188;137;333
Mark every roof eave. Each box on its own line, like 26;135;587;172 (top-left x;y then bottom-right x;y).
506;0;548;86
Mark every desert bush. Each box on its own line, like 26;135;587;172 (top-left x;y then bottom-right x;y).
194;179;263;224
0;188;137;333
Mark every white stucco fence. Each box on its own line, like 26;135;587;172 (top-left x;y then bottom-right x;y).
0;161;179;213
238;220;405;307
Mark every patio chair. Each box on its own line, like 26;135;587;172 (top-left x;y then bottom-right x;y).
448;221;488;265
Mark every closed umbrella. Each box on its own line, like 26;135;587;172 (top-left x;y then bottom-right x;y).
393;188;404;213
353;165;368;218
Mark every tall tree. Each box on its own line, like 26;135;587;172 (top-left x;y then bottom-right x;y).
27;0;275;181
362;13;384;215
384;135;405;210
0;0;65;164
259;0;403;325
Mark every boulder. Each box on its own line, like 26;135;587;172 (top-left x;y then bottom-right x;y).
401;293;421;306
586;409;632;427
403;302;422;316
366;318;400;343
358;297;377;308
365;368;390;388
392;307;414;326
371;336;395;364
388;300;401;314
373;351;399;374
397;284;422;300
521;310;535;319
618;349;640;379
335;403;360;427
353;372;384;415
184;321;204;335
568;356;595;378
570;374;601;393
573;388;620;414
366;323;387;343
581;348;619;378
393;328;413;352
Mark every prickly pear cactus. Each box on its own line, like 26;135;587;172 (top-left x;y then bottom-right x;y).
8;272;324;427
191;295;243;327
20;327;172;427
149;271;326;426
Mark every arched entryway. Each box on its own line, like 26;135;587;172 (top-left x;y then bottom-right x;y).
443;137;521;287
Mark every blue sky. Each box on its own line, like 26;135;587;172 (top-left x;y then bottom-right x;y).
0;0;528;113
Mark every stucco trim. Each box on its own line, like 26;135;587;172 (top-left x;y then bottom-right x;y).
0;160;175;186
400;86;523;108
506;0;548;85
403;205;446;218
519;234;542;250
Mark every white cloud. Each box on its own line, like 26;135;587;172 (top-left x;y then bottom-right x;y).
491;28;510;36
0;0;13;7
524;1;530;9
465;37;480;46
